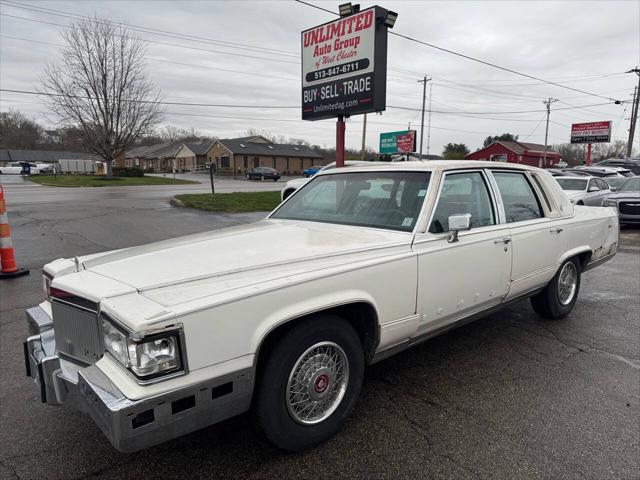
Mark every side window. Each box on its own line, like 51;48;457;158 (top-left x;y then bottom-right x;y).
531;174;552;212
596;179;609;190
429;172;495;233
493;172;543;223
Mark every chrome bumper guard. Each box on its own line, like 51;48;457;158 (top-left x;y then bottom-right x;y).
24;306;253;452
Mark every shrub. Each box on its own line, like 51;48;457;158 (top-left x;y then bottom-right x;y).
112;167;144;177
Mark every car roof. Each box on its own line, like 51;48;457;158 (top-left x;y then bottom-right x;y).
317;160;541;176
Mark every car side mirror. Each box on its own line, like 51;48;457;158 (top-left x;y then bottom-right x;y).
588;186;600;192
447;214;471;243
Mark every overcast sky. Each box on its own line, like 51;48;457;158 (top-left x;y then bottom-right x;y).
1;0;639;154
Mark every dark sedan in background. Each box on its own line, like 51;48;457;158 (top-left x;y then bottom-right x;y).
603;177;640;226
245;166;281;181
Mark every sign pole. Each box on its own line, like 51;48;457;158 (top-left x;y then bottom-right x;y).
336;115;346;168
360;113;367;161
586;143;591;165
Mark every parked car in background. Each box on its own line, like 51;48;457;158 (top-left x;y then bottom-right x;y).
573;166;632;178
34;162;55;173
302;166;322;178
24;161;618;453
281;160;374;200
559;168;592;176
553;161;568;168
245;166;280;181
603;176;640;226
546;168;579;177
593;158;640;175
0;162;40;175
555;176;611;205
604;177;628;191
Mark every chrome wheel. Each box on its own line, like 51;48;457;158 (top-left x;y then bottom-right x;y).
558;262;577;305
286;341;349;425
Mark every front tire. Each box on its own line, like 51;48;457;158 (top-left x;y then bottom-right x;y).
531;257;581;319
255;316;364;452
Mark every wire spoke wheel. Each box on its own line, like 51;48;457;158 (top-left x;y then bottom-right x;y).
286;341;349;425
557;261;578;305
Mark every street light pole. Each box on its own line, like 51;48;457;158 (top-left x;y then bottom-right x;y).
418;76;431;159
543;97;558;167
426;82;433;158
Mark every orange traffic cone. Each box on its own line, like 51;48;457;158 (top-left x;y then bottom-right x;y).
0;185;29;279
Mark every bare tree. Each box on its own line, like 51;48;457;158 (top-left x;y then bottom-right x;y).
41;17;163;175
0;109;43;149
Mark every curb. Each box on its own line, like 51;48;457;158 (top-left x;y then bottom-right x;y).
169;196;185;208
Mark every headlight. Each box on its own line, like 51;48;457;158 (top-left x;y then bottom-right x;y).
102;319;129;366
604;200;617;208
128;336;180;377
102;315;185;381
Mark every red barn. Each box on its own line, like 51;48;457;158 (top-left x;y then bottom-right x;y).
465;141;560;168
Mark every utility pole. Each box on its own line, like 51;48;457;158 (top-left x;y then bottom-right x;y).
418;76;431;159
426;82;433;158
626;67;640;158
360;113;367;160
542;97;559;167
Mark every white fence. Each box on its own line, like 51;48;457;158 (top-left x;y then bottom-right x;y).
59;159;99;174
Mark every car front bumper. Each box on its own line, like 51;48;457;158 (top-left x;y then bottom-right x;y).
24;306;253;452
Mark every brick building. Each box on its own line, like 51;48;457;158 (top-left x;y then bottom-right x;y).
207;136;324;175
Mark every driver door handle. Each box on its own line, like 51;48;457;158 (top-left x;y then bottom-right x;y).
494;237;511;244
549;228;563;233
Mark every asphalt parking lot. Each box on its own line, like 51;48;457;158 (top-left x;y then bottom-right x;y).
0;179;638;480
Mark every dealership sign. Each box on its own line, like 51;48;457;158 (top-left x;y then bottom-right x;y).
379;130;416;154
570;121;612;144
301;6;389;120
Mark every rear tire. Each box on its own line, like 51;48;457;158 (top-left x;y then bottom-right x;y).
255;315;364;452
531;257;581;319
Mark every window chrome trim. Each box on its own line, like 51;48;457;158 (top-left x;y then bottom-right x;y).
487;169;545;223
424;169;499;235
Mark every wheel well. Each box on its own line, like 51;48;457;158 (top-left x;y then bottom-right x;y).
254;302;379;381
576;200;584;205
575;251;591;270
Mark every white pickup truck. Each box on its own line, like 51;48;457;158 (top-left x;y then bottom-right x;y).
24;161;618;452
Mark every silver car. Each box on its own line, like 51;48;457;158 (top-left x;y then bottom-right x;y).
555;176;611;206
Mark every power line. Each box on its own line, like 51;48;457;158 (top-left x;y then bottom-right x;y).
293;0;623;102
0;13;301;65
0;88;300;109
0;0;300;57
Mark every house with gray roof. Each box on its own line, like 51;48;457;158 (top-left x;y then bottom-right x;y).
0;149;96;167
123;143;197;172
206;136;325;174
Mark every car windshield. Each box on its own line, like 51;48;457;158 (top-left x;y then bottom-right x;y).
606;178;627;189
556;178;588;191
619;170;634;177
271;171;430;232
618;177;640;192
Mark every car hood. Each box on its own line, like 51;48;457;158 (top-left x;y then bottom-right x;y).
80;219;411;293
605;191;640;200
564;190;586;199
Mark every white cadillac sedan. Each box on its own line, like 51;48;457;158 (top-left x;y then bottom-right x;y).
24;161;618;453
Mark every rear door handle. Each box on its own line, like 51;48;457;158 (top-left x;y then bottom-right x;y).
550;228;563;233
494;237;511;244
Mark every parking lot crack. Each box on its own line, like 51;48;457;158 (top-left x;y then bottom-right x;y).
0;459;20;480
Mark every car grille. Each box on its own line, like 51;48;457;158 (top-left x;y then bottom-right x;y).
52;300;103;365
619;202;640;215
